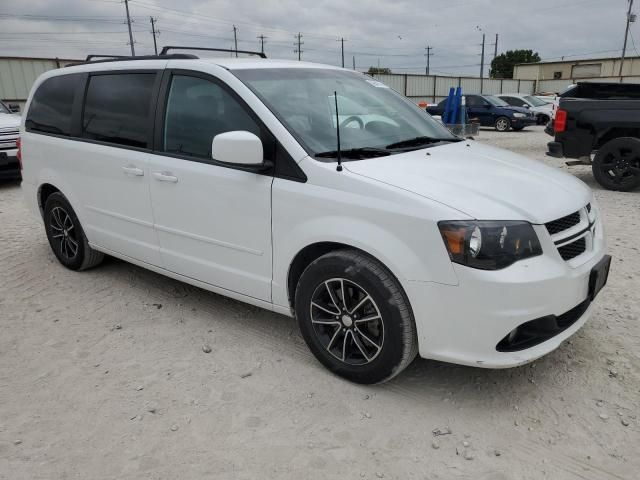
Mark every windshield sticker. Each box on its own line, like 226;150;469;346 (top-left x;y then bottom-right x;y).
366;79;390;88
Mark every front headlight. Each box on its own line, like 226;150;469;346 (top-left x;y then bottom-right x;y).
438;221;542;270
512;113;527;118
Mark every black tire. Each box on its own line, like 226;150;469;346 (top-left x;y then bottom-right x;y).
512;126;525;131
592;137;640;192
44;192;104;271
294;249;418;384
494;116;511;132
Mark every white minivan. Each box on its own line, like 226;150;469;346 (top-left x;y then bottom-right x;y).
19;50;610;383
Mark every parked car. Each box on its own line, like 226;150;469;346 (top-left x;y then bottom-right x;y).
547;82;640;191
0;100;21;180
497;93;554;124
427;94;537;131
20;52;609;383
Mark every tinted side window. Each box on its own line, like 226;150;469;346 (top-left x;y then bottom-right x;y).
26;74;81;136
465;95;482;107
163;75;261;159
82;73;156;148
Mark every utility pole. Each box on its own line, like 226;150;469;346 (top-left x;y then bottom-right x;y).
619;0;635;77
425;45;433;75
352;55;355;70
479;33;486;93
479;33;486;78
257;34;267;54
339;37;346;68
294;32;303;61
493;33;498;59
149;16;159;55
232;25;238;57
123;0;135;56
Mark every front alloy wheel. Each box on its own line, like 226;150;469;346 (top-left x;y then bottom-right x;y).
310;278;384;365
295;249;418;384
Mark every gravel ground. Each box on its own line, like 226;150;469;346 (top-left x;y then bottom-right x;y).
1;126;639;480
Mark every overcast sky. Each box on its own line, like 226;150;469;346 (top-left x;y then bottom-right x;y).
0;0;636;75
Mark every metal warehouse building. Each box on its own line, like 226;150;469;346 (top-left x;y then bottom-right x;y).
0;56;80;112
514;55;640;82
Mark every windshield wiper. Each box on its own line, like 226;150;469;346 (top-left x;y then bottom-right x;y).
315;147;391;159
385;136;459;150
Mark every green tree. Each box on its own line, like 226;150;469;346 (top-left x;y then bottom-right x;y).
367;66;392;75
490;50;541;79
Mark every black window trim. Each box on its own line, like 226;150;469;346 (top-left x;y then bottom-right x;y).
25;68;306;182
79;69;163;153
153;68;306;182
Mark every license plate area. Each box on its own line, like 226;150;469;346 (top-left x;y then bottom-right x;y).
589;255;611;301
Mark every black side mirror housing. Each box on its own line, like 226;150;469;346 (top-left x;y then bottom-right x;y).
8;104;20;113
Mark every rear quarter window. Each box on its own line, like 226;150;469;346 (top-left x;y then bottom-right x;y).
26;74;81;136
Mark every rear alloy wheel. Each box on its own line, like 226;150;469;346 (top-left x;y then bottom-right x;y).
592;137;640;191
495;116;511;132
295;249;418;384
44;192;104;270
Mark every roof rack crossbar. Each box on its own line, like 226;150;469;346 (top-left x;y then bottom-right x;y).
160;45;267;59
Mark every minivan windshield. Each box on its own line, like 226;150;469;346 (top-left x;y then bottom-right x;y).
233;68;458;159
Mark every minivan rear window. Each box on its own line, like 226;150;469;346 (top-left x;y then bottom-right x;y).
82;73;156;149
26;74;81;136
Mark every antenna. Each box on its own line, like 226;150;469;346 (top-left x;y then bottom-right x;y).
334;91;343;172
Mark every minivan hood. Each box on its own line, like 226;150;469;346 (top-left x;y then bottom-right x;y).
344;141;591;223
0;113;20;129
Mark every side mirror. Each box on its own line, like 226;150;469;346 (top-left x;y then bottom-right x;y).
212;131;265;169
8;104;20;113
523;104;530;109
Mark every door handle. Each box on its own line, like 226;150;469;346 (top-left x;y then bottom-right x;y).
152;171;179;183
122;165;144;176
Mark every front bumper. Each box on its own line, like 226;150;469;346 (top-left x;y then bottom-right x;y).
511;117;537;128
0;150;20;179
405;222;607;368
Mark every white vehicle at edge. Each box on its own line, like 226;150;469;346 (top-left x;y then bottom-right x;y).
497;93;555;124
0;101;21;179
19;54;610;384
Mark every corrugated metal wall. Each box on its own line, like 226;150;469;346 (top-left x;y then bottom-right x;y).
370;73;537;103
0;57;78;108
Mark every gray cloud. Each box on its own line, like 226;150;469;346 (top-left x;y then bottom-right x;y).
0;0;635;75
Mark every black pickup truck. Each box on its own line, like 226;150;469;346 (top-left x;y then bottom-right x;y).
547;82;640;191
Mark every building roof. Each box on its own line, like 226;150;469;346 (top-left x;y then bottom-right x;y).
515;55;640;67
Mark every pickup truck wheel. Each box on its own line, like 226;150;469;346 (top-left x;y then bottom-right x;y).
592;137;640;191
44;192;104;271
494;116;511;132
295;249;418;384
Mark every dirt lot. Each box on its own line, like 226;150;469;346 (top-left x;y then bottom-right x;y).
1;126;639;480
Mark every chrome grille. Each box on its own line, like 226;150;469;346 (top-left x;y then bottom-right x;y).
545;211;581;235
558;237;587;261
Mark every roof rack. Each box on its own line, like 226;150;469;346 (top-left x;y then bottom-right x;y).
70;53;199;66
160;46;267;59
